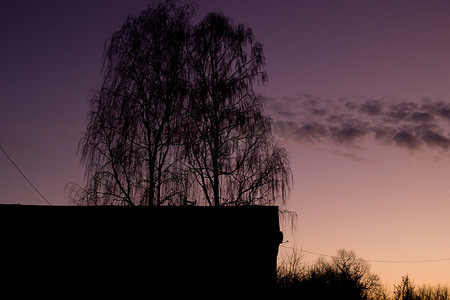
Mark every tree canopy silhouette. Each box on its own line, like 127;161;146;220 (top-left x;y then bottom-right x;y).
67;1;291;206
277;249;386;299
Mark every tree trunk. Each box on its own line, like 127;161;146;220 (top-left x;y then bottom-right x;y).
212;93;220;206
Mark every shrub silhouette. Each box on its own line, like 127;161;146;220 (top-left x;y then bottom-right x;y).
277;248;387;299
277;249;450;299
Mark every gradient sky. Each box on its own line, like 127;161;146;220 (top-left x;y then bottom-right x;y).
1;0;450;287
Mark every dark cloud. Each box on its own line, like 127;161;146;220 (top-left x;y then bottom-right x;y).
421;101;450;121
331;126;368;144
384;101;418;123
266;94;450;152
295;123;327;141
273;121;327;143
438;107;450;120
332;150;374;164
390;101;419;113
310;108;327;116
274;121;327;142
302;98;329;116
421;130;450;150
327;114;347;123
411;112;433;123
359;100;383;116
393;130;420;149
343;100;357;111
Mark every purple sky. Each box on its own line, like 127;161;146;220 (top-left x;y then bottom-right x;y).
2;0;450;287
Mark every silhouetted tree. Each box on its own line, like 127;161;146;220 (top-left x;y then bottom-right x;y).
329;249;383;299
185;12;291;206
277;246;307;288
67;2;291;207
277;248;386;299
67;1;195;205
394;276;416;300
393;275;450;300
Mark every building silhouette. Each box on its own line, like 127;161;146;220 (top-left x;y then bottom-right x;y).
1;205;282;293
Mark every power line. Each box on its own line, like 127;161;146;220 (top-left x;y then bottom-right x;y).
0;144;52;206
280;244;450;264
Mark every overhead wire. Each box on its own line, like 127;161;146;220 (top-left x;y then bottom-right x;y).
0;144;52;206
280;244;450;264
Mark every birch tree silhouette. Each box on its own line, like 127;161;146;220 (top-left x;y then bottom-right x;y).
67;1;291;207
67;1;194;206
185;13;291;206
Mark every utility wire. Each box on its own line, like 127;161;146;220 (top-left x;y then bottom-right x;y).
0;144;52;206
280;244;450;264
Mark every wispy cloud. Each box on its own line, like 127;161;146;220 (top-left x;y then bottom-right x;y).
332;150;375;164
266;94;450;152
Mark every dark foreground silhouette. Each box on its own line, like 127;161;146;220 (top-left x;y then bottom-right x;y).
1;205;281;294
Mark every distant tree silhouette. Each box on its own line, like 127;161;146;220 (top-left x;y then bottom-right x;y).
392;275;450;300
415;282;449;300
277;248;387;299
67;1;291;206
277;245;307;288
394;276;416;300
327;249;383;299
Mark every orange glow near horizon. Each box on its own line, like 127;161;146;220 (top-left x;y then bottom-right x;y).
280;138;450;287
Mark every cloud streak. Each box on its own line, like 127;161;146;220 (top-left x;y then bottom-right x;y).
267;94;450;151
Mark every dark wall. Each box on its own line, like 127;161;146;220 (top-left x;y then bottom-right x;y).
1;205;281;293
